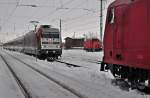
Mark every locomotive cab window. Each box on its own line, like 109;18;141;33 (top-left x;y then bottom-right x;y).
42;32;59;38
107;8;115;24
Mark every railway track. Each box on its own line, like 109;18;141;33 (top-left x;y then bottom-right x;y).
60;56;102;64
55;60;82;67
3;51;88;98
46;57;88;68
2;50;149;97
54;59;102;70
0;55;31;98
111;78;150;95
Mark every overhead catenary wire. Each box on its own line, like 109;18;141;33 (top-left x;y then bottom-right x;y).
59;0;109;38
37;0;75;21
56;0;88;18
0;0;112;42
50;0;108;32
49;0;91;24
64;18;99;29
26;0;58;23
0;2;17;5
37;0;92;30
63;11;100;25
49;0;99;29
59;5;107;25
64;22;99;32
2;0;21;27
61;0;109;36
51;0;104;40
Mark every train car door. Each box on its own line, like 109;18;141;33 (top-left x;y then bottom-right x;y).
113;5;127;60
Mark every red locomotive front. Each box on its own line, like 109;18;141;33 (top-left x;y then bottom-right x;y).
101;0;150;89
103;0;150;69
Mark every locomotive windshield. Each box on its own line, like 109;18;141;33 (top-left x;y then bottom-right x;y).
107;8;115;24
42;32;59;38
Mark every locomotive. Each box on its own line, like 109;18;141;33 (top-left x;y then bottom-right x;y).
83;38;102;52
101;0;150;89
3;25;62;60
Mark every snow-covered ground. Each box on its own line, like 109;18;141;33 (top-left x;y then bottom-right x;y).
60;49;103;70
0;49;149;98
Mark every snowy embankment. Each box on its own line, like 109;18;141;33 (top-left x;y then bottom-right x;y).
2;49;150;98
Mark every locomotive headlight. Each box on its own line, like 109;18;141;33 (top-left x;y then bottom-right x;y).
56;45;60;48
53;51;56;53
41;45;46;48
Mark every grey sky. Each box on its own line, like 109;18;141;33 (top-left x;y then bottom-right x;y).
0;0;113;42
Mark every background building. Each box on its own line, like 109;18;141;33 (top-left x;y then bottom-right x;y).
64;37;84;49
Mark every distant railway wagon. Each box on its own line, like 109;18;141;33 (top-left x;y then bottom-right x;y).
101;0;150;89
84;38;102;52
3;25;62;60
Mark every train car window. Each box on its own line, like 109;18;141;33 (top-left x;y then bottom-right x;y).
43;33;59;38
42;42;48;44
42;25;50;28
53;42;60;44
108;8;115;24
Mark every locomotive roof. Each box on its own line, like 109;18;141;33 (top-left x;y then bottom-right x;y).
42;28;59;32
4;35;24;44
40;25;51;28
109;0;140;7
37;25;59;32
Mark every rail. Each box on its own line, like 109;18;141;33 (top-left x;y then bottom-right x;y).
0;55;31;98
4;51;89;98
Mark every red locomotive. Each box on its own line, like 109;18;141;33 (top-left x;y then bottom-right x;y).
84;38;102;52
101;0;150;89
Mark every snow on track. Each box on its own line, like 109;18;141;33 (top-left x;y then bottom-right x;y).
0;55;25;98
0;51;79;98
3;49;150;98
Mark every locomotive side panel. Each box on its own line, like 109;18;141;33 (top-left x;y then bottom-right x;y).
101;0;150;89
24;31;37;55
103;8;114;63
124;0;150;69
103;0;150;69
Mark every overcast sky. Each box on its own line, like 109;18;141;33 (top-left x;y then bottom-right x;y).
0;0;114;42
